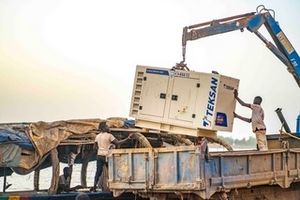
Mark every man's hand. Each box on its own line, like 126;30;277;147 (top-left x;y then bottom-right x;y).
233;89;238;98
233;112;237;118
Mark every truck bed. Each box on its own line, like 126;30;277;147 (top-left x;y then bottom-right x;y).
108;142;300;199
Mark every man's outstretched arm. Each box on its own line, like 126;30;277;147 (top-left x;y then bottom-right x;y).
234;89;250;107
233;112;251;123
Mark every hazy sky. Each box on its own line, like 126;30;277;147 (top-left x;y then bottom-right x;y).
0;0;299;139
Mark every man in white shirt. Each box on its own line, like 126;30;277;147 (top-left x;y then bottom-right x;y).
233;89;268;151
92;121;134;192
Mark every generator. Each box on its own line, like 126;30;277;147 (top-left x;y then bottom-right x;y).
129;65;239;137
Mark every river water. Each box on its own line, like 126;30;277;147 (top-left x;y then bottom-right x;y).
0;161;97;192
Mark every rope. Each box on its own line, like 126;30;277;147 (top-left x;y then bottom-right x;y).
280;130;300;141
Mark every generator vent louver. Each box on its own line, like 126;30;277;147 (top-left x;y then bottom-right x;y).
130;71;144;116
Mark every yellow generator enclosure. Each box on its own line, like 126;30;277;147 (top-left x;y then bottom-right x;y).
129;65;239;137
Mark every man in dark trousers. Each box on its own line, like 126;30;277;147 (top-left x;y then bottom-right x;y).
92;121;134;192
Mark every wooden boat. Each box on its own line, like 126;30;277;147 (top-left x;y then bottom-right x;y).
0;118;134;195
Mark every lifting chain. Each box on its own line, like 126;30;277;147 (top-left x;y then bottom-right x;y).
174;44;190;71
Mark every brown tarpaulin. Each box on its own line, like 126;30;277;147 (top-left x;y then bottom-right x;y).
15;118;125;173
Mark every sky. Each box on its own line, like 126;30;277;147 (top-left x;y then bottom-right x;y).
0;0;299;139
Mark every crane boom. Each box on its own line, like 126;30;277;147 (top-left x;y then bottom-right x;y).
180;5;300;87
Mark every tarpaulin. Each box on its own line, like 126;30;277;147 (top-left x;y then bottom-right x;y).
1;117;127;173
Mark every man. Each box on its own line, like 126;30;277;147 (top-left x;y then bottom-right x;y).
92;121;134;192
57;166;83;193
233;89;268;151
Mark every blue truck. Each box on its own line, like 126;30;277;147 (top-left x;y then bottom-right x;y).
107;5;300;200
